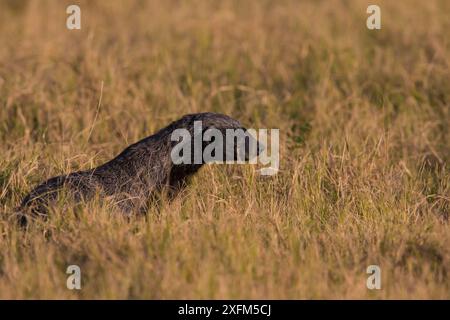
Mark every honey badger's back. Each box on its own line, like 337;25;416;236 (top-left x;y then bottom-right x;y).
19;171;100;216
18;135;172;220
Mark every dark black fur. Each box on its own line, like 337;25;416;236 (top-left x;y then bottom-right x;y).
18;113;260;225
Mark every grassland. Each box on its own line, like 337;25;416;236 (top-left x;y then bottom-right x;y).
0;0;448;299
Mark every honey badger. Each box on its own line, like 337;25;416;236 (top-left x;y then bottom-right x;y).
17;112;262;225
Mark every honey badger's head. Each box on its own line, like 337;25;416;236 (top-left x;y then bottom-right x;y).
169;113;264;165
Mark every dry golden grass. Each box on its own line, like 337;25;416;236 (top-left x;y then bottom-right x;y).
0;0;449;299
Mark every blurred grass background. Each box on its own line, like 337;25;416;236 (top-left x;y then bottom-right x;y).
0;0;448;298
